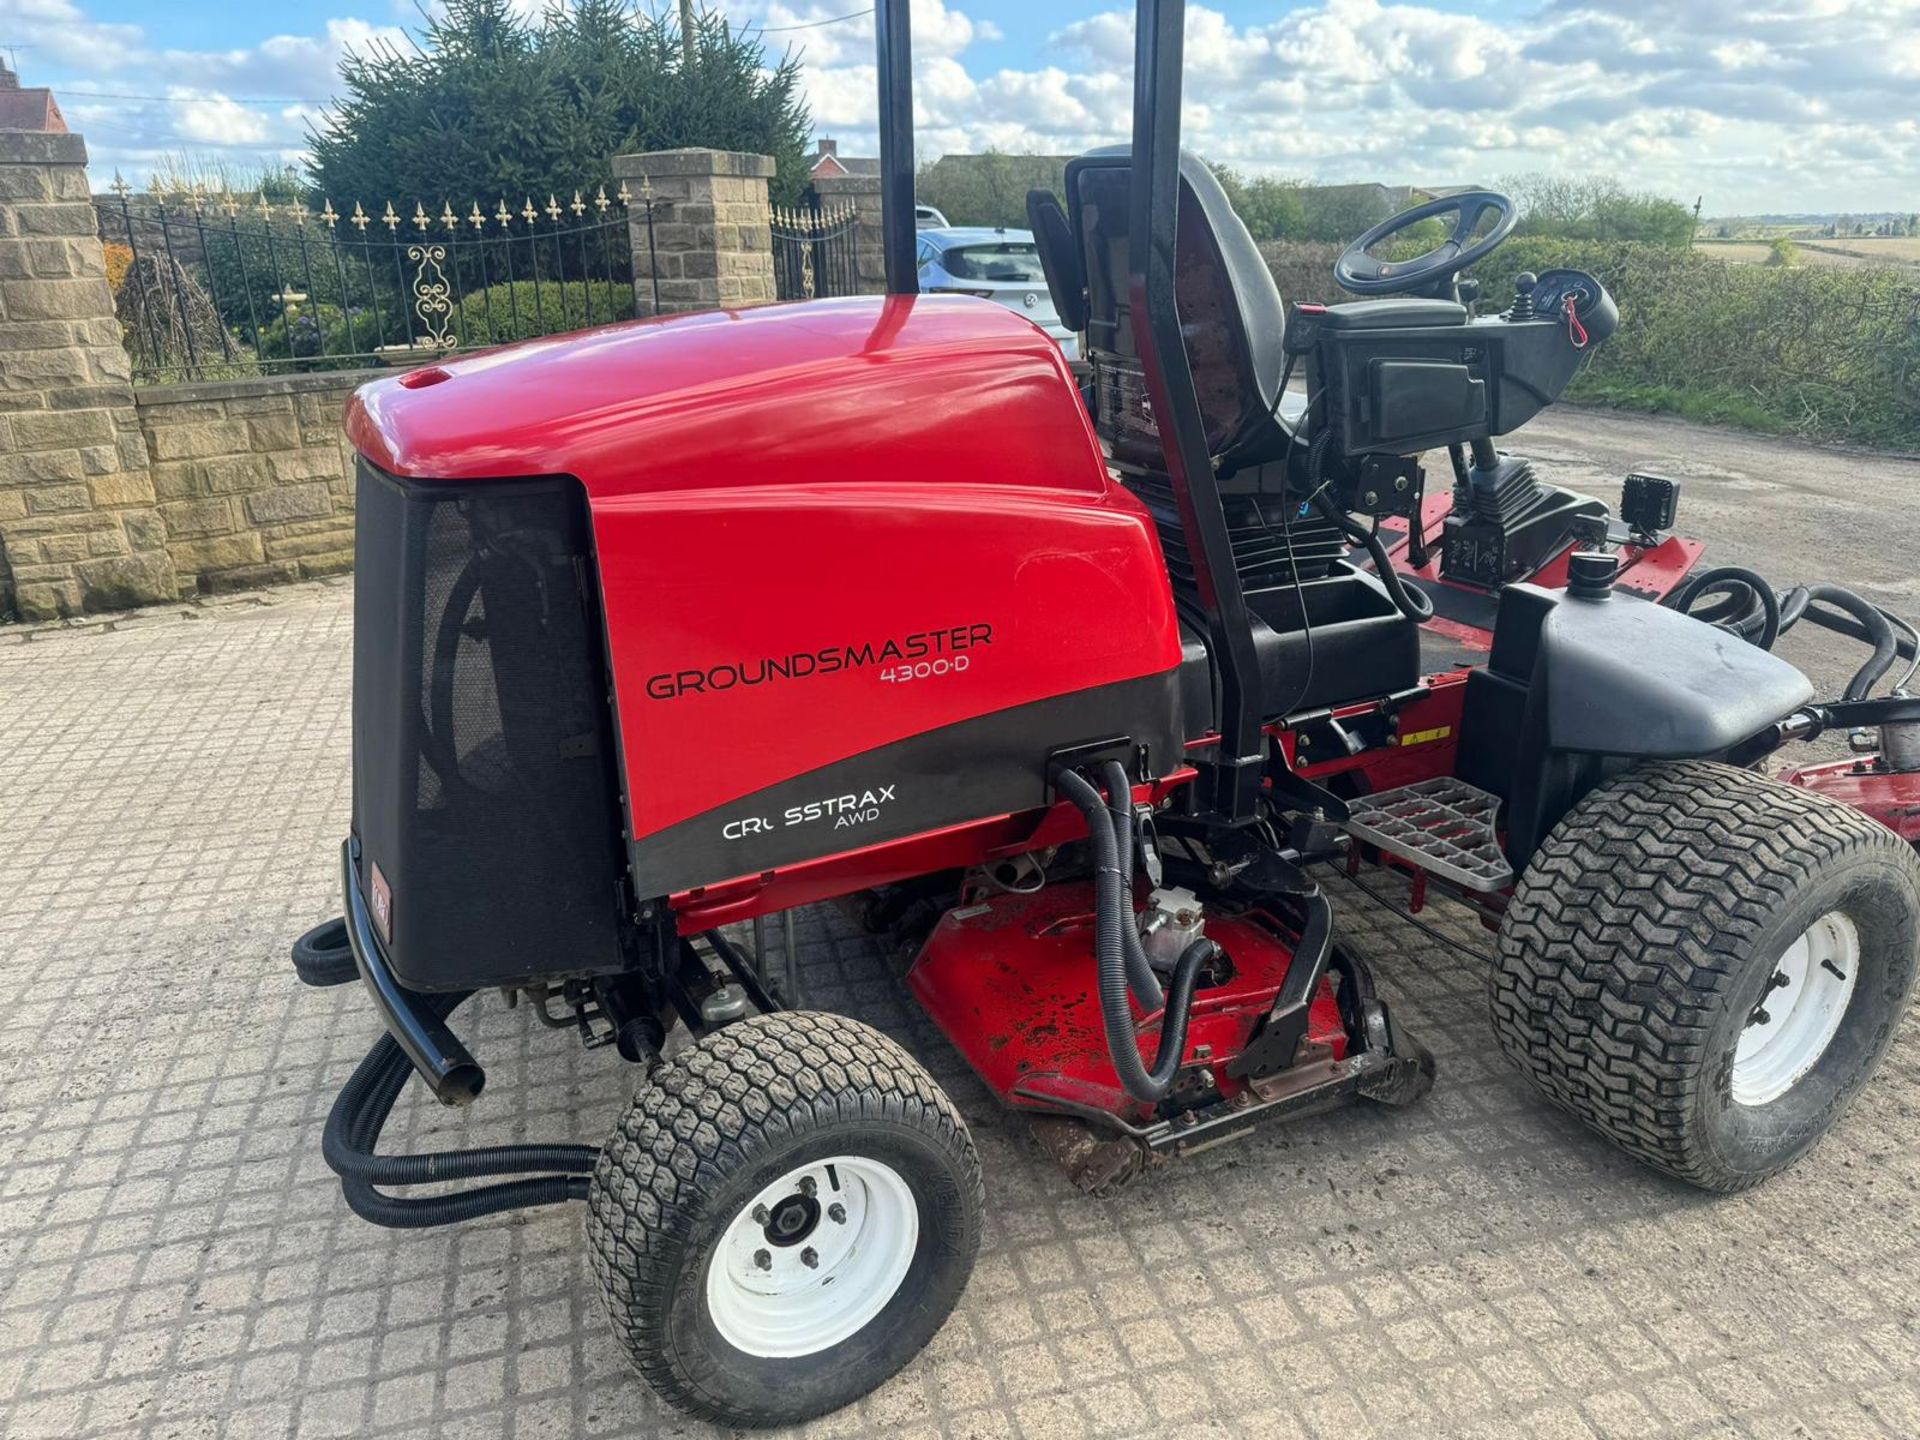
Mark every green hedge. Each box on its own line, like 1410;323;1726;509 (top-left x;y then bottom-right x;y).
1258;241;1349;309
256;301;395;368
1261;238;1920;449
454;280;635;348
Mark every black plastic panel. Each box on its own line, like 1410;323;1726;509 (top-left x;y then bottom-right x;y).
1313;312;1594;457
350;461;628;991
1175;566;1422;728
626;670;1188;897
1539;587;1814;758
1371;360;1486;448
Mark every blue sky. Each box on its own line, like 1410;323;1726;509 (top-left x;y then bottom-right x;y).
5;1;1917;214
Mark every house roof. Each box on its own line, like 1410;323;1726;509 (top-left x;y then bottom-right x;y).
0;59;66;133
810;154;879;178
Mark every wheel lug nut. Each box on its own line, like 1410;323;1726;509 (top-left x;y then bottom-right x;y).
801;1247;819;1268
751;1205;770;1225
799;1176;817;1198
828;1203;846;1224
754;1249;771;1271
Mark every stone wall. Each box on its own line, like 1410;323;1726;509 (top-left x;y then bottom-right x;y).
0;130;174;620
614;148;777;315
136;372;370;595
812;173;887;295
2;131;791;621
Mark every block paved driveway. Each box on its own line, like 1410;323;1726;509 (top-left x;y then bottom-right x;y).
3;409;1919;1440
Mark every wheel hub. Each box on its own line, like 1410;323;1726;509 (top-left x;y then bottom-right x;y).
764;1192;820;1247
1732;910;1859;1107
705;1156;919;1359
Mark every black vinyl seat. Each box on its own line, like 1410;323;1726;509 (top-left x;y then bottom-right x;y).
1318;298;1467;330
1040;146;1424;726
1054;148;1297;471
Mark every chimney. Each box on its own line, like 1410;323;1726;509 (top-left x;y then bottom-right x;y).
0;55;18;90
818;138;838;158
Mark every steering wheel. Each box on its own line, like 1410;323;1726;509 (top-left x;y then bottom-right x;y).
1333;191;1517;296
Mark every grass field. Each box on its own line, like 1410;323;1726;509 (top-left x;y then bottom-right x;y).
1697;235;1920;271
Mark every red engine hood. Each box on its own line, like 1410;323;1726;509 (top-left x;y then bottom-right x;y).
345;294;1106;498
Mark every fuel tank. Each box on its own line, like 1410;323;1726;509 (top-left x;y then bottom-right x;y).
347;296;1187;900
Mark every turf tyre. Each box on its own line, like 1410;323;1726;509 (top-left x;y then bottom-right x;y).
586;1011;982;1427
1491;760;1919;1192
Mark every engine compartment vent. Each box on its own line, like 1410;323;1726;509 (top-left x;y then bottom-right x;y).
350;461;629;991
1125;471;1348;602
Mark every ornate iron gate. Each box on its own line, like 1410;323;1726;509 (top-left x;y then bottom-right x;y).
770;200;858;301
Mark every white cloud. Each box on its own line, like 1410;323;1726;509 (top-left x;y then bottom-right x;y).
0;3;402;185
161;19;406;96
16;0;1920;212
780;0;1920;212
168;88;270;146
0;0;142;70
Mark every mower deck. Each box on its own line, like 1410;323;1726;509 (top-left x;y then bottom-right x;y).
908;885;1349;1114
906;880;1433;1191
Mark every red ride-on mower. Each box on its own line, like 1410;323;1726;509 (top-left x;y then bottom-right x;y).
291;0;1920;1426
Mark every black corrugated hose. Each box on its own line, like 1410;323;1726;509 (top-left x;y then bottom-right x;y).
1098;759;1165;1012
1669;568;1916;700
1056;767;1216;1104
323;993;597;1228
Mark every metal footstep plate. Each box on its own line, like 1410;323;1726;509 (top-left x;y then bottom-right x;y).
1344;777;1514;891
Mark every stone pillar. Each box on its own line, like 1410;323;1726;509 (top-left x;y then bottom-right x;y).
612;148;777;316
812;173;887;295
0;130;173;620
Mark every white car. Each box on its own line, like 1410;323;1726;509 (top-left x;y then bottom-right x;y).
913;204;949;228
914;227;1078;361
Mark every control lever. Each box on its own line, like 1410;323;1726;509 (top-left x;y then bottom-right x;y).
1509;271;1537;321
1135;804;1164;888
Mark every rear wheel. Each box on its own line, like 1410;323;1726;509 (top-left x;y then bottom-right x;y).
1492;760;1920;1192
586;1011;982;1427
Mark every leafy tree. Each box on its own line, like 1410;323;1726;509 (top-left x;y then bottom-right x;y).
1766;237;1799;267
1293;185;1394;244
1209;164;1306;242
307;0;812;208
916;152;1071;230
1502;173;1698;248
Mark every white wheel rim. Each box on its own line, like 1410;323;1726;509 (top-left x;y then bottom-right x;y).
1731;910;1859;1107
704;1155;918;1359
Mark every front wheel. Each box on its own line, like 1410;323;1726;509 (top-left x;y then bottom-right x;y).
1492;760;1920;1192
586;1011;983;1427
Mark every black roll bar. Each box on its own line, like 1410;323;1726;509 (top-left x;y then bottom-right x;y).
340;839;485;1106
869;0;1263;819
874;0;918;295
1125;0;1265;820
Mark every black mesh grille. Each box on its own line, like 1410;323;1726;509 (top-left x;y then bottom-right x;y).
1124;472;1348;600
351;460;627;991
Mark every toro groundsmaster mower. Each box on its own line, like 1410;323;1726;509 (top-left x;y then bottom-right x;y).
290;0;1920;1426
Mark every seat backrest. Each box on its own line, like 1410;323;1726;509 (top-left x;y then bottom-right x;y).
1059;147;1289;468
1025;189;1088;334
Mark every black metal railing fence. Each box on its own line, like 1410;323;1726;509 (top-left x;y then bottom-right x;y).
771;199;859;302
100;178;645;384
